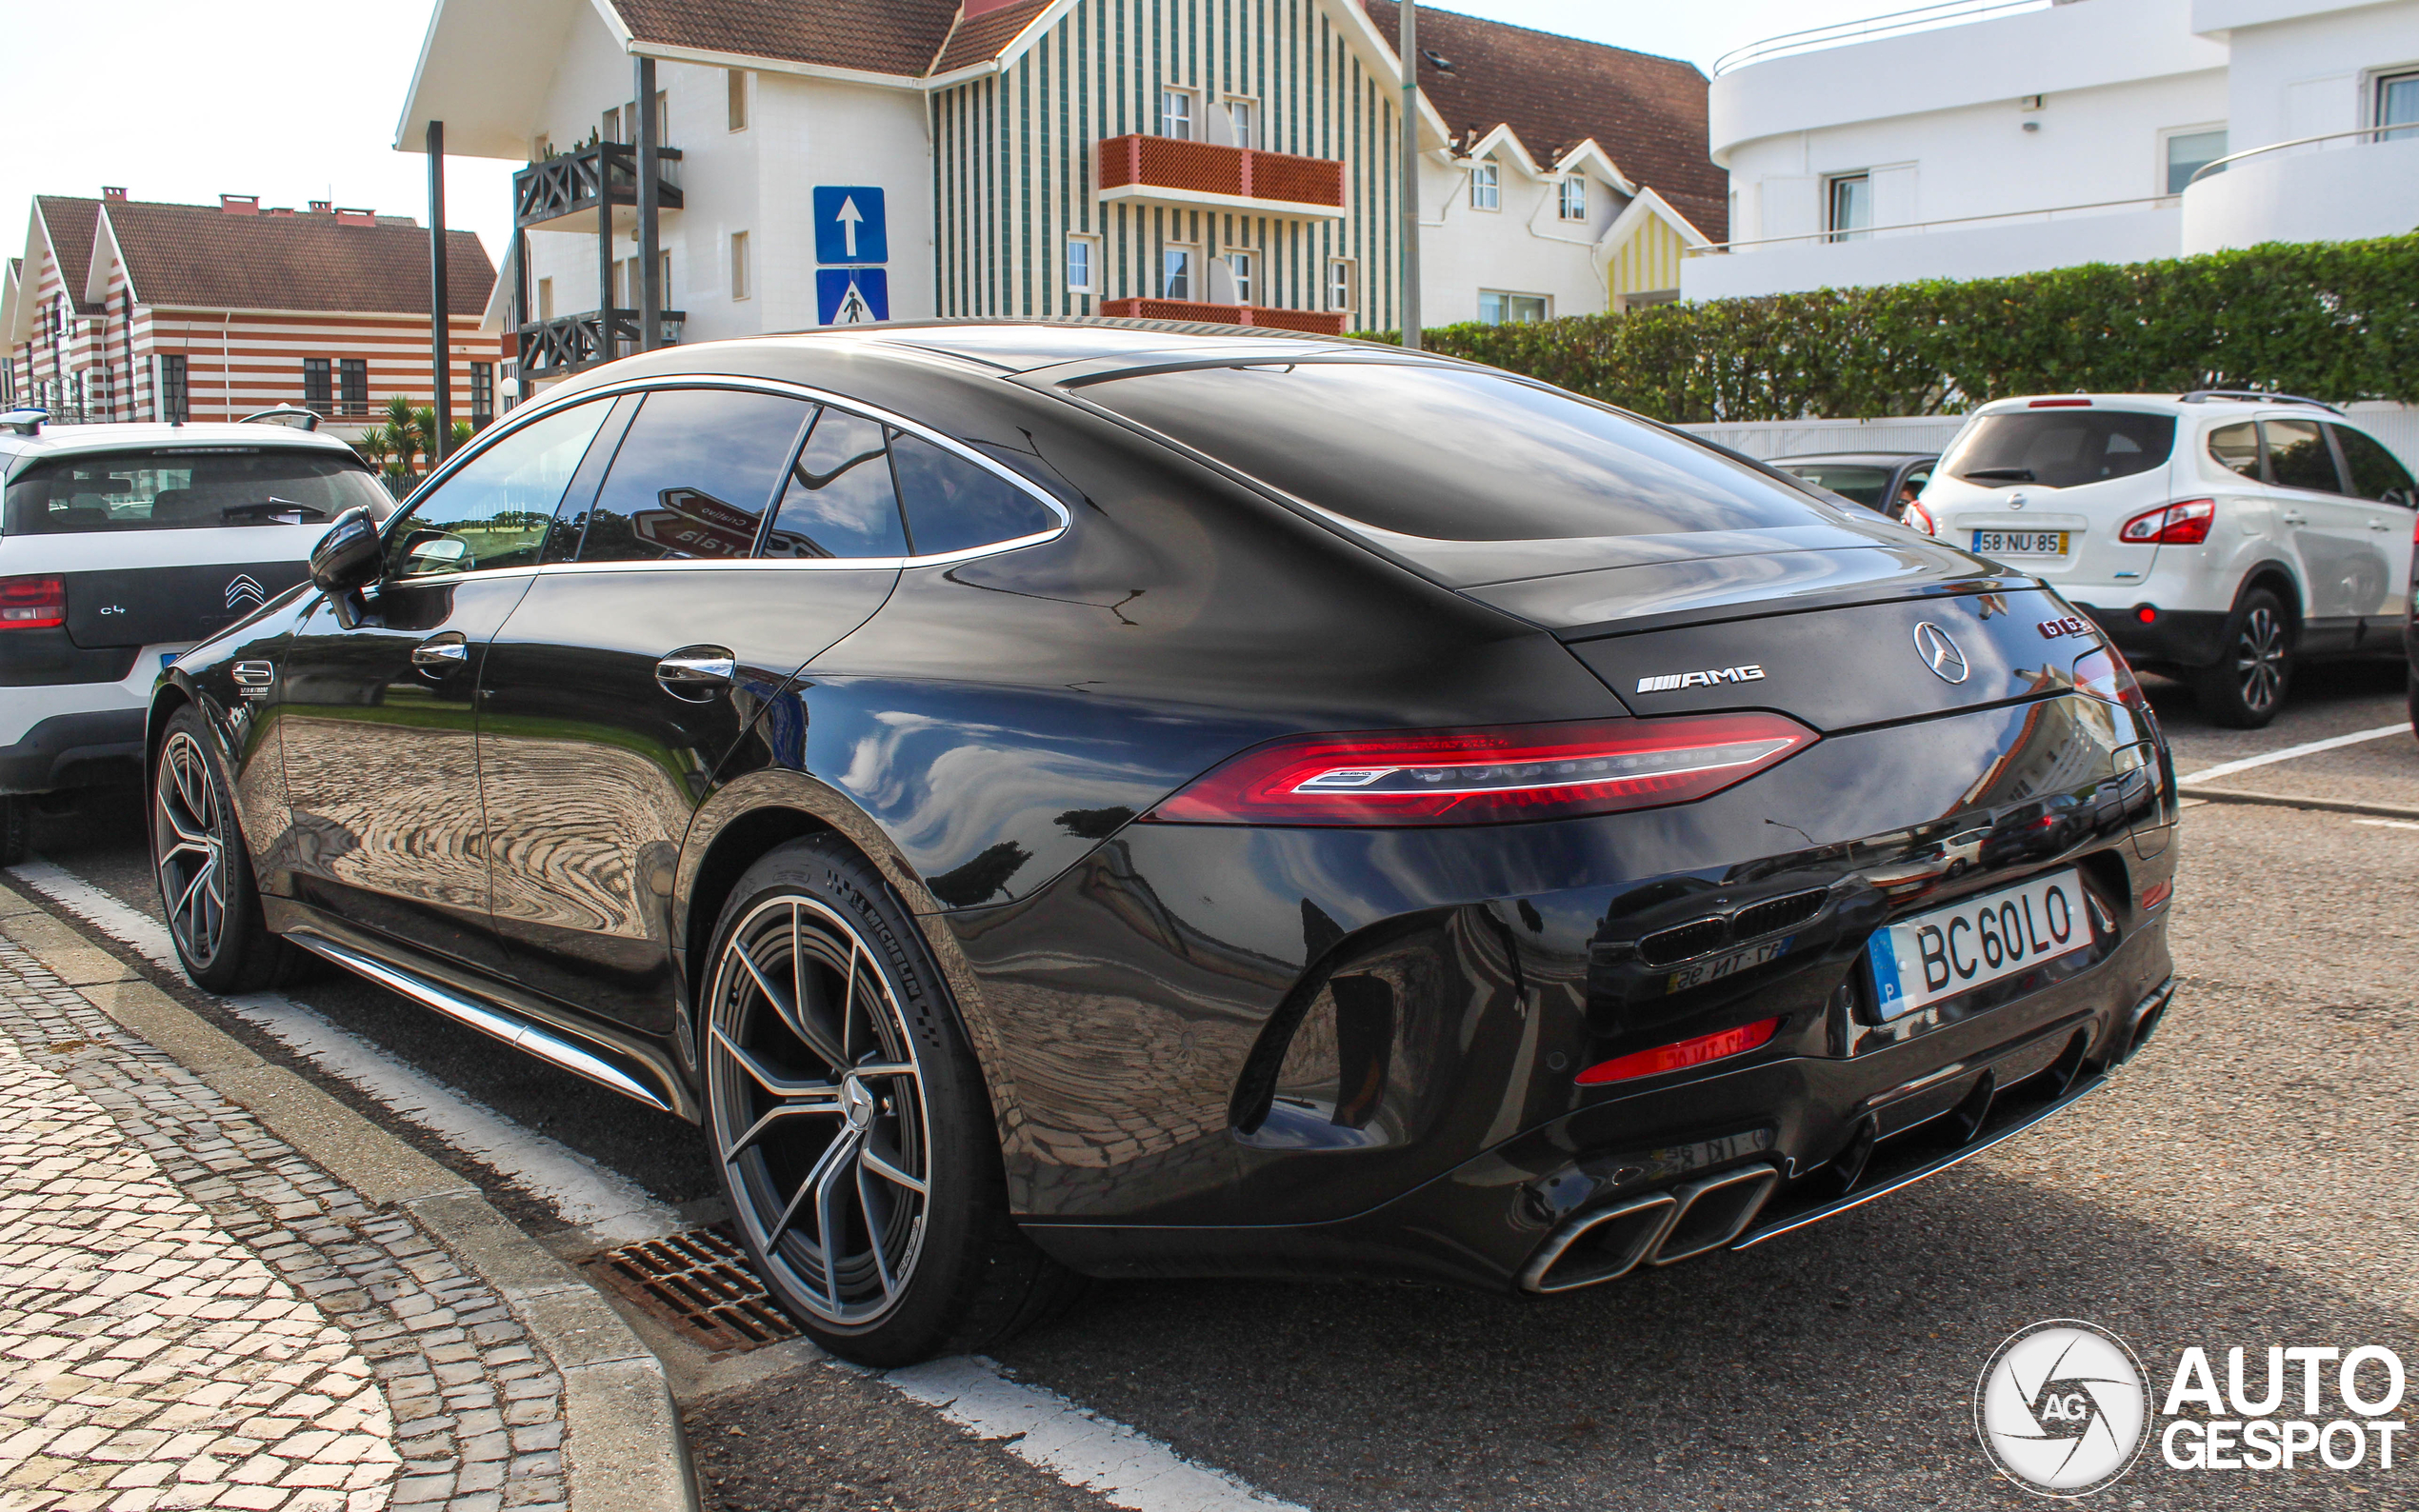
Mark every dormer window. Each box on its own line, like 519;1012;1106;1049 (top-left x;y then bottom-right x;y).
1557;176;1588;222
1470;161;1500;210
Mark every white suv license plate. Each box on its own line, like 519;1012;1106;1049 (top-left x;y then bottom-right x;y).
1971;529;2069;557
1867;868;2089;1020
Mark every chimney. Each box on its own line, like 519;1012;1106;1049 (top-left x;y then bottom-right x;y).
219;193;259;215
335;207;376;228
270;207;296;216
101;187;128;202
309;200;331;213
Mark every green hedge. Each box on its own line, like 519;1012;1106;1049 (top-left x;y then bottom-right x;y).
1383;234;2419;424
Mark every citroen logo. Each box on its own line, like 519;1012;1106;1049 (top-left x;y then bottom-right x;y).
225;573;266;611
1913;621;1970;684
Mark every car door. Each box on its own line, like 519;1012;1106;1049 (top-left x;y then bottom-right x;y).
274;397;619;971
2259;416;2374;651
2325;423;2419;645
478;386;903;1033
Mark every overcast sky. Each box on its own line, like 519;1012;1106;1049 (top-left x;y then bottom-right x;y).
0;0;1880;269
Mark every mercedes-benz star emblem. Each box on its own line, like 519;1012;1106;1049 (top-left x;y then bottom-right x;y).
1913;621;1970;684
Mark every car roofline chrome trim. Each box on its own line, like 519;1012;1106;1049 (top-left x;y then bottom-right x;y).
284;931;677;1114
375;371;1070;582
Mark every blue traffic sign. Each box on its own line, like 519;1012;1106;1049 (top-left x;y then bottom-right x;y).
816;268;890;326
812;187;888;265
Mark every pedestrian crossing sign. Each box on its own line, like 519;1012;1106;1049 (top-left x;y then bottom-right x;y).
816;268;890;326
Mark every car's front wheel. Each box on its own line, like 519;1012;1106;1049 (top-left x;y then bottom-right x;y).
152;708;293;992
700;835;1080;1366
2191;587;2293;728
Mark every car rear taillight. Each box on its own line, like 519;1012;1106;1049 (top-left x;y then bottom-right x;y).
2072;644;2149;710
1145;712;1818;826
2118;498;2214;545
1575;1017;1781;1086
2029;397;2092;408
0;575;64;629
1906;500;1938;536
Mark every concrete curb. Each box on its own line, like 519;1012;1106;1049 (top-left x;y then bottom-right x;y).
0;880;701;1512
2179;786;2419;822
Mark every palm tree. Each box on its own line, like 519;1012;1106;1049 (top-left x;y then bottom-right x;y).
410;406;442;470
354;427;390;474
382;396;419;475
450;419;474;454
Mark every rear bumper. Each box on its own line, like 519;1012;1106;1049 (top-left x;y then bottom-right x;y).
2073;602;2228;669
0;708;148;795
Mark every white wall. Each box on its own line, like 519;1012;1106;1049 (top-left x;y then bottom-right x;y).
751;75;934;331
1417;149;1617;326
2182;130;2419;248
1683;205;2181;299
2201;0;2419;146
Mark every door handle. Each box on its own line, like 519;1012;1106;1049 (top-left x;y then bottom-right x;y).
411;634;469;670
2369;520;2396;531
2279;509;2309;526
656;647;736;701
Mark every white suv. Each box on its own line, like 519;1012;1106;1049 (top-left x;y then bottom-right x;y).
1913;391;2417;726
0;409;393;860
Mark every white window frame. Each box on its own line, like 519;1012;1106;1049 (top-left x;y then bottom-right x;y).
1825;172;1872;243
728;70;750;132
1225;248;1254;307
730;230;751;301
2158;123;2228;195
1469;160;1500;211
1160;88;1195;141
1557;175;1588;222
2370;66;2419;136
1225;96;1259;150
1325;256;1358;314
1478;289;1550;325
1162;245;1197;301
1066;233;1099;294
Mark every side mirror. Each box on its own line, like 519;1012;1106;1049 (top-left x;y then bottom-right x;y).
310;506;381;593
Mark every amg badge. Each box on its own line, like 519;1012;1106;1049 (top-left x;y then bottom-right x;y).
1635;665;1767;694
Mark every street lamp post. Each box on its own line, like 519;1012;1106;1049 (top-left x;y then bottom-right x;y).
1398;1;1421;350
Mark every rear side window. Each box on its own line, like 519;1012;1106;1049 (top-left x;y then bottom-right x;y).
1940;411;2175;489
1081;363;1822;540
4;448;391;534
2262;419;2343;494
763;408;906;558
573;388;812;563
2208;421;2261;479
386;400;610;578
1775;463;1890;510
890;433;1058;555
2329;425;2415;504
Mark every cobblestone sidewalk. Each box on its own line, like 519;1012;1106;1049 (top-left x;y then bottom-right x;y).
0;939;570;1512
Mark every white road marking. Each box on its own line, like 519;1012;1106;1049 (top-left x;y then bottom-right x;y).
8;857;683;1243
2176;724;2409;786
2353;818;2419;832
886;1355;1305;1512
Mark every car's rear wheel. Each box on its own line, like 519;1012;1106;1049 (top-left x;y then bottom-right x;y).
701;836;1080;1366
2191;587;2292;728
152;709;293;992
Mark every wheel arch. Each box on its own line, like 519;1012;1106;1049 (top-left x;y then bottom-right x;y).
2236;561;2304;632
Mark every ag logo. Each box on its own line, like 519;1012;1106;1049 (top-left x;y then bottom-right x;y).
1976;1320;2149;1497
225;573;267;611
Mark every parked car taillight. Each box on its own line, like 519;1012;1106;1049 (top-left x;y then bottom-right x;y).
0;575;65;629
2072;644;2149;710
1905;500;1938;536
2118;498;2214;545
1145;712;1819;826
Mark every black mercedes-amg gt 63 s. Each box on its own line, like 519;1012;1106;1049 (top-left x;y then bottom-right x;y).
150;321;2177;1363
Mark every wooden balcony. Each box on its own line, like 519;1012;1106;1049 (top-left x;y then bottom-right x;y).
1097;298;1347;334
514;143;685;233
517;308;688;380
1095;135;1346;219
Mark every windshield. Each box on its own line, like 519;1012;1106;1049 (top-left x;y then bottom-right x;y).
1940;411;2175;489
1080;363;1835;541
2;448;392;534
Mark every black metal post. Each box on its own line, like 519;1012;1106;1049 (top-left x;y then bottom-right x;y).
428;120;453;464
636;56;662;352
597;133;617;362
1398;2;1421;350
511;226;529;411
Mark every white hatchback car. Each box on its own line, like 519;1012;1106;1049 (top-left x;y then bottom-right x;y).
1913;391;2417;726
0;409;392;860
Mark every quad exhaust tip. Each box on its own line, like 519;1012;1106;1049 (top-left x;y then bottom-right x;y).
1520;1164;1781;1294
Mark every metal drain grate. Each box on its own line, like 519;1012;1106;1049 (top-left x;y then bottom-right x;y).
586;1227;801;1354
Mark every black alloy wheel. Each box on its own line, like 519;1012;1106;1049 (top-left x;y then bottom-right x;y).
2193;588;2292;728
151;707;291;992
702;838;1081;1364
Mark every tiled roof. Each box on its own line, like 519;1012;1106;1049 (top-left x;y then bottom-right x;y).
1361;1;1726;241
34;197;103;313
610;0;962;76
101;203;493;315
932;0;1052;74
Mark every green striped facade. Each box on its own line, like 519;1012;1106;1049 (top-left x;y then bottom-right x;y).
929;0;1399;329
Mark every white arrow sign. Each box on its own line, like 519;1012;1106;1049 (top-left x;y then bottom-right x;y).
836;196;863;259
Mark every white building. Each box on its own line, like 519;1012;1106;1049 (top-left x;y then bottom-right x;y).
1688;0;2419;301
396;0;1724;397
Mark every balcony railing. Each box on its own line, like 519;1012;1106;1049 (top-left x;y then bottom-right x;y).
514;142;685;232
1711;0;2048;75
517;308;688;380
1097;298;1346;334
1095;135;1346;217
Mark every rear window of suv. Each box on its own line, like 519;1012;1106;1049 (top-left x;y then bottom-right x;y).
1078;362;1831;540
1940;410;2176;489
2;448;392;535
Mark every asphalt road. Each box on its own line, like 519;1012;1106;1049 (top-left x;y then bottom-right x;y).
17;658;2419;1511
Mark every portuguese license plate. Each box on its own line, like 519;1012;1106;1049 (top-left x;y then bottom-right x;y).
1971;529;2069;557
1866;869;2089;1019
